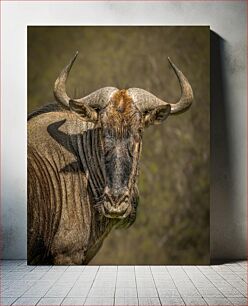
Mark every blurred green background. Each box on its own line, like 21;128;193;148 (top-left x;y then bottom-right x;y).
28;26;210;265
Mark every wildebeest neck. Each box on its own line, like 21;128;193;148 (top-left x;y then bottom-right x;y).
47;119;105;205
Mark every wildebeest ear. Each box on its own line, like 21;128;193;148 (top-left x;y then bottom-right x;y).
144;104;171;127
69;99;98;122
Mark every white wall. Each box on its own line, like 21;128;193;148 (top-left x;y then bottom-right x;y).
1;1;246;260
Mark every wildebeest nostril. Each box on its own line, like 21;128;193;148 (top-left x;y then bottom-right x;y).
103;199;130;218
104;188;129;207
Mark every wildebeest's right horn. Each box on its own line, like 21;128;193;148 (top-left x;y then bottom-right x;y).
128;58;193;115
54;52;118;109
75;87;118;110
54;52;79;108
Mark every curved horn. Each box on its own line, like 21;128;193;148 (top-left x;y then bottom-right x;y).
128;58;193;115
75;87;118;110
167;57;193;114
54;52;118;109
54;51;79;108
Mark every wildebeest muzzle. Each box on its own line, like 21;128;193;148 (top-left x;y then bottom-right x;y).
102;186;132;219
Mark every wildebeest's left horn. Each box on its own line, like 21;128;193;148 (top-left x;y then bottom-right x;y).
54;52;118;109
128;58;193;115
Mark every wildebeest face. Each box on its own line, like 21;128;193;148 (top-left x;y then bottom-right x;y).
99;90;143;219
69;89;172;219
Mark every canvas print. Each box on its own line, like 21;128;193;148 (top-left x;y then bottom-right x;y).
27;26;210;265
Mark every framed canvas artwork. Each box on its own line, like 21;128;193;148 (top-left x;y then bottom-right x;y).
27;26;210;265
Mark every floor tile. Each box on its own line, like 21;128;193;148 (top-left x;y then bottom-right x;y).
32;266;52;272
67;285;92;297
115;297;138;305
118;266;134;272
160;297;185;305
115;287;137;298
138;297;161;305
136;277;155;287
157;288;180;298
12;297;40;305
45;284;72;297
40;272;63;281
66;266;85;272
137;287;158;297
88;286;115;298
197;288;224;297
178;289;201;297
228;297;248;305
77;276;95;284
22;281;55;297
182;297;207;305
117;272;136;278
83;266;99;274
116;279;136;287
61;297;86;305
84;297;114;305
11;267;35;273
2;288;30;298
37;297;64;305
92;282;116;289
4;272;28;280
99;266;117;272
21;272;46;281
49;266;68;272
204;297;233;305
0;297;18;305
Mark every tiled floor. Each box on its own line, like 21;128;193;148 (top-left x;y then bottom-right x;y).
1;260;247;305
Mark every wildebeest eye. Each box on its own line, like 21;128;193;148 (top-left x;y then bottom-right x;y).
133;132;141;143
104;132;111;139
127;143;134;157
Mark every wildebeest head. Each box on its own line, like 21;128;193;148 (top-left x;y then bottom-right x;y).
53;52;193;219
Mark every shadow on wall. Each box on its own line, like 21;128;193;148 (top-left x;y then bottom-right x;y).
210;31;240;263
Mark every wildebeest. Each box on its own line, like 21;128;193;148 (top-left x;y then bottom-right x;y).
28;52;193;264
